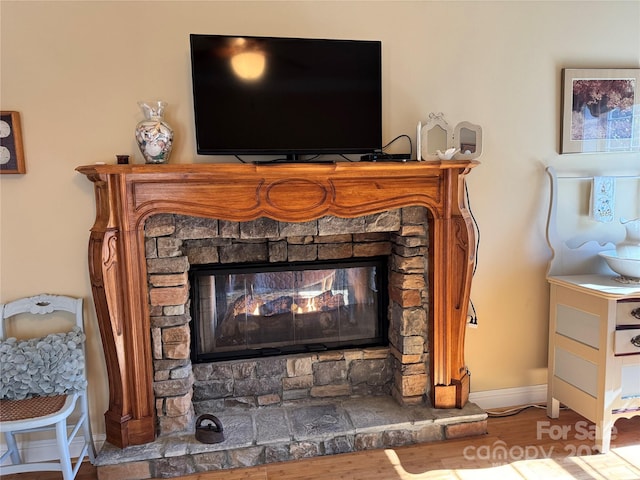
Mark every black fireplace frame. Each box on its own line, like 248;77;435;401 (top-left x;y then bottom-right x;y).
189;256;389;363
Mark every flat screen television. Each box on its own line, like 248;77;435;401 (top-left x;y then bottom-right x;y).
189;34;382;160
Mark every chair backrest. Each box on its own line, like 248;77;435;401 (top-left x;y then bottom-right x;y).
0;294;87;401
0;294;84;340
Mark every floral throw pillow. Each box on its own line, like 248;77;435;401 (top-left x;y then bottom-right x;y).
0;327;87;400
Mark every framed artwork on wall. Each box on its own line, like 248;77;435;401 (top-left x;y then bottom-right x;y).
560;68;640;154
0;111;26;174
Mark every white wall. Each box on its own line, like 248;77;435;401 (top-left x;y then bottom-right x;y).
1;1;639;437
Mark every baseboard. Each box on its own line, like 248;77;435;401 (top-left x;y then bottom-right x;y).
469;384;547;410
0;434;105;464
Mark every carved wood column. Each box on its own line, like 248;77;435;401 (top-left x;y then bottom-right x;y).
83;172;156;447
428;167;476;408
77;161;478;447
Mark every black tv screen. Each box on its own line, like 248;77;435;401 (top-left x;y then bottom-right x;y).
190;34;382;159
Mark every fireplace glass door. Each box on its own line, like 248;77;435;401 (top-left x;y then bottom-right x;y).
190;257;388;362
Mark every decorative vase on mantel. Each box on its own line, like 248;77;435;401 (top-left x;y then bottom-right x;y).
135;100;173;164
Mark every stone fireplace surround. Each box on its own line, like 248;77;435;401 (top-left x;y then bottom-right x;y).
146;208;425;436
77;161;480;463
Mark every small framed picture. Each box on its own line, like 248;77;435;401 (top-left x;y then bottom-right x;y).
560;68;640;154
0;111;26;174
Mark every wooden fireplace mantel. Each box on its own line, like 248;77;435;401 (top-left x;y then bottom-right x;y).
77;160;478;447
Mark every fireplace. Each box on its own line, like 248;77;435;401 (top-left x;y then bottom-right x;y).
190;257;388;362
145;211;404;431
77;161;478;449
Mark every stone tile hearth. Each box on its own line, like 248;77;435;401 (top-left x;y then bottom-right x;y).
96;395;487;479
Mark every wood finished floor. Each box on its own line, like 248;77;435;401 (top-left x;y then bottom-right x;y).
1;407;639;480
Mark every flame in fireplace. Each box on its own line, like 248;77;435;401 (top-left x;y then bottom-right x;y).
306;297;317;313
248;295;322;316
292;297;318;314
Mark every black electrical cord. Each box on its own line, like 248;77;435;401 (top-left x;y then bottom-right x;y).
382;134;413;158
464;180;481;325
465;181;480;276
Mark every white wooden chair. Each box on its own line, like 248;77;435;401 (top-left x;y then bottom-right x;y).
0;294;95;479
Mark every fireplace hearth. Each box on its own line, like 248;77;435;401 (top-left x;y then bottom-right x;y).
96;395;487;477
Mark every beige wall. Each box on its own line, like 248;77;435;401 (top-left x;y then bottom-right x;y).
1;1;639;437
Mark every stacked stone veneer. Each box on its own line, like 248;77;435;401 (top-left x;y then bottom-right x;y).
144;207;430;437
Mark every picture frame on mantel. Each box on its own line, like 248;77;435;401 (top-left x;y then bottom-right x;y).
560;68;640;154
0;111;26;174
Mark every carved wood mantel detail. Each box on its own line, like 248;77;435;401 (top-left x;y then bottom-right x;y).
77;161;478;448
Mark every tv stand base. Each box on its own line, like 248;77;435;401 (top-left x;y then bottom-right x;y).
253;158;335;165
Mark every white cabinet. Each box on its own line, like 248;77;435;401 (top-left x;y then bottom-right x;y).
547;274;640;453
544;168;640;453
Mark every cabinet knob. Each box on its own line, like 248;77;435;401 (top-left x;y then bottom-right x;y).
632;307;640;320
632;335;640;348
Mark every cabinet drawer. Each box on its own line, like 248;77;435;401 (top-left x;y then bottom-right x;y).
615;328;640;355
617;301;640;326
